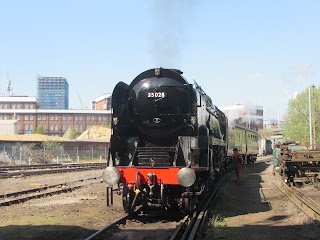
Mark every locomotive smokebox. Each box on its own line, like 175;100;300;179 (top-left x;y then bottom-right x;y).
127;68;195;139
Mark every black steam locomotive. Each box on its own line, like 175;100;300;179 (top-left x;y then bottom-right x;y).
103;68;229;213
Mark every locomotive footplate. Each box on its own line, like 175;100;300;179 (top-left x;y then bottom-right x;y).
117;167;182;185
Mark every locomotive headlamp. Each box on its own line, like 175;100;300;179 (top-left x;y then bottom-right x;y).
113;117;118;125
102;167;120;186
177;167;196;187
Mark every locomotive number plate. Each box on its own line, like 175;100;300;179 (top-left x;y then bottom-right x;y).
146;92;167;98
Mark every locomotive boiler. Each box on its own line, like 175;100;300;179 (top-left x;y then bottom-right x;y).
102;68;228;214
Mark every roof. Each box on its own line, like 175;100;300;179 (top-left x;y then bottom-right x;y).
0;134;72;142
0;109;111;114
0;96;37;103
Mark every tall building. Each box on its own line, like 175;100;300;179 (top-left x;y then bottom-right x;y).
37;76;69;109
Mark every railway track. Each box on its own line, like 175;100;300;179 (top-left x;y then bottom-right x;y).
0;163;106;178
84;173;231;240
273;172;320;224
0;177;102;207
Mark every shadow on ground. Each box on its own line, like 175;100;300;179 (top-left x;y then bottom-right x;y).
0;225;95;240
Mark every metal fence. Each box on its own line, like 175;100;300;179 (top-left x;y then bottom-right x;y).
0;146;108;165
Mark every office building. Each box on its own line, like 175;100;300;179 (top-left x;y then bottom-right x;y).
37;76;69;109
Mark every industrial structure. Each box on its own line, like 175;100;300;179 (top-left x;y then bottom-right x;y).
219;104;263;132
37;76;69;109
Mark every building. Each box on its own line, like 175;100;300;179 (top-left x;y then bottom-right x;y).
263;119;283;145
37;76;69;109
0;96;111;136
0;120;18;134
95;93;111;110
219;104;263;132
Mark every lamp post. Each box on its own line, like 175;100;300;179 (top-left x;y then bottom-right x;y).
306;64;312;149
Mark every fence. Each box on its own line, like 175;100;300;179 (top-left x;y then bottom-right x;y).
0;146;109;165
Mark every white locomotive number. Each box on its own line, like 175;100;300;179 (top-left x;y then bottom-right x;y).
147;92;167;98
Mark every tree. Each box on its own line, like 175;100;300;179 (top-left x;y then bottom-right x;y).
63;126;78;139
283;86;320;145
33;125;44;134
42;140;61;161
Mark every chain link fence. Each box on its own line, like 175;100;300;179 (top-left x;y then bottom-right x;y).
0;145;108;165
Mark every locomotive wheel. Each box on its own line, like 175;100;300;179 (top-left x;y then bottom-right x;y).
122;184;134;214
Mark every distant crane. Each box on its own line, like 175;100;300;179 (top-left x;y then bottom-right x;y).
1;46;13;96
7;79;13;96
77;90;84;109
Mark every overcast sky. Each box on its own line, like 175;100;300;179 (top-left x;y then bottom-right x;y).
0;0;319;119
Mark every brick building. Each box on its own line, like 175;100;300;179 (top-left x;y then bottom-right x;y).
94;93;111;110
0;96;111;136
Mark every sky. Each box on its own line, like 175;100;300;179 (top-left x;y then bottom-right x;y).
0;0;319;120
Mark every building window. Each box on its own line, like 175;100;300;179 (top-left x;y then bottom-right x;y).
0;104;2;109
50;115;54;120
25;104;29;109
75;115;78;121
98;116;102;121
24;124;29;130
30;124;34;131
42;115;46;120
16;104;20;109
103;116;106;121
87;115;90;121
17;115;21;120
62;124;66;130
30;104;34;109
91;116;94;121
67;115;71;121
30;115;34;121
79;115;82;121
49;124;54;130
55;115;58;120
55;124;58;130
37;115;41;120
62;115;67;120
43;124;46;130
25;115;29;120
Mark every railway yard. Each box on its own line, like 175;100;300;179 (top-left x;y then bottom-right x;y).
0;157;318;240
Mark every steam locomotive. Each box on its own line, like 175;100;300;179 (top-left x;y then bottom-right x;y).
102;68;229;214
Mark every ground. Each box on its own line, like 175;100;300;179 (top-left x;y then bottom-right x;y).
0;170;123;240
0;160;319;240
205;160;320;240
